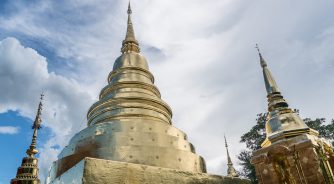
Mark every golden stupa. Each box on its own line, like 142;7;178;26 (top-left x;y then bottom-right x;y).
251;45;334;184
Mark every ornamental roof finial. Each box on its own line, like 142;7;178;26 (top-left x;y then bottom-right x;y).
121;1;140;53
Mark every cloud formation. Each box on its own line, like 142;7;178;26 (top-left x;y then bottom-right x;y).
0;0;334;180
0;126;19;134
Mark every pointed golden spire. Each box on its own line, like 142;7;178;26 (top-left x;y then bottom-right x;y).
26;93;44;157
255;44;280;95
11;93;44;184
255;44;290;112
255;45;317;147
121;1;140;53
224;135;239;177
255;44;267;68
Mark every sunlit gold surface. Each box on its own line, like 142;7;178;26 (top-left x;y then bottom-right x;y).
48;49;207;176
87;53;173;126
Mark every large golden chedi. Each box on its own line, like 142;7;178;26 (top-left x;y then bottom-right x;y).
46;4;207;182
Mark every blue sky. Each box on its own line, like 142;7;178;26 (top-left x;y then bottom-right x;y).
0;111;53;183
0;111;31;183
0;0;334;183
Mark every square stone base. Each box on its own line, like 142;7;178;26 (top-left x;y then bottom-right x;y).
47;157;250;184
251;134;334;184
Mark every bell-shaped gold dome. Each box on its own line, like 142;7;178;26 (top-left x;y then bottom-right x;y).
87;52;173;126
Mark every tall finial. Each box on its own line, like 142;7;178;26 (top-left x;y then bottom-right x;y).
255;44;280;95
224;135;239;177
121;1;140;53
26;93;44;157
127;1;132;14
224;135;232;164
256;44;267;68
11;93;44;184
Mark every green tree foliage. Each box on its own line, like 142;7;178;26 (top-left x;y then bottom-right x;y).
304;118;334;147
238;113;266;184
238;113;334;184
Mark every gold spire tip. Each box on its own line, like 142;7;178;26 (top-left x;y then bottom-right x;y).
33;93;44;130
255;43;260;54
40;92;44;101
121;1;140;53
255;44;267;68
224;134;228;147
127;1;132;14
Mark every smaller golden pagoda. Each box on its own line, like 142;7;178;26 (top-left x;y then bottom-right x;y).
11;94;44;184
251;45;334;184
224;135;239;177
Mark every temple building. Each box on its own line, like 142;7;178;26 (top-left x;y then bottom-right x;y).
11;94;44;184
251;45;334;184
45;3;249;184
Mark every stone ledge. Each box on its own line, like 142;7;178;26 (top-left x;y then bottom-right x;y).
48;157;250;184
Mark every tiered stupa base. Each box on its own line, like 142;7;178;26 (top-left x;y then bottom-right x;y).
47;157;250;184
11;157;40;184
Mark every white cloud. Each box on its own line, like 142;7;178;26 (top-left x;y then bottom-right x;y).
0;126;20;134
0;0;334;179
